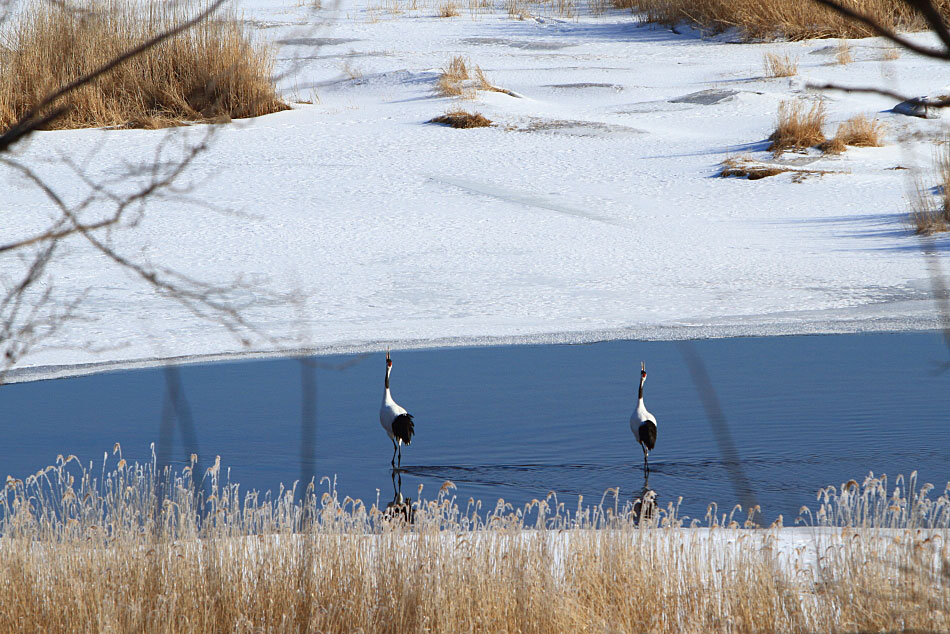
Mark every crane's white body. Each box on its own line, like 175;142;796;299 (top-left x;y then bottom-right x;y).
630;400;654;434
380;386;408;441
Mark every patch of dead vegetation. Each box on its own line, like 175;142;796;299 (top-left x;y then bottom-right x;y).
768;100;826;156
763;51;798;78
428;109;492;128
720;156;838;182
436;0;460;16
435;56;516;99
832;114;886;149
619;0;950;41
0;0;287;132
910;142;950;234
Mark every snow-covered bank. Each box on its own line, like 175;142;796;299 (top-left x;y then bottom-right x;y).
5;0;950;381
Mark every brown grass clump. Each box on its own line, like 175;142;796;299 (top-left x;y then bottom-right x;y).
437;0;461;16
763;51;798;78
1;456;949;633
822;115;885;154
620;0;950;41
429;109;492;128
0;0;287;132
835;114;886;147
836;38;854;64
769;100;827;155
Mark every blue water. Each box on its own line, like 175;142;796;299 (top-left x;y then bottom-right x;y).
2;332;949;524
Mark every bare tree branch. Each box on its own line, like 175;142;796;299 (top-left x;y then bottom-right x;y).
813;0;950;60
806;82;950;108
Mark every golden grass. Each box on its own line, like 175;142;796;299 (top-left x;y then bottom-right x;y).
763;51;798;78
620;0;950;41
429;109;492;127
435;57;513;99
0;0;287;131
769;99;827;155
436;55;472;97
836;38;854;64
821;114;885;154
1;453;948;633
437;0;461;16
837;114;886;147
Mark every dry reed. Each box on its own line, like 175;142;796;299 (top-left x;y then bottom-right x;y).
769;99;827;155
910;142;950;233
619;0;950;41
763;51;798;78
0;0;287;131
1;451;948;633
836;38;854;64
437;0;461;16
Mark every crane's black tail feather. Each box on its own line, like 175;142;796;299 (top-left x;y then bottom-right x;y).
393;413;415;446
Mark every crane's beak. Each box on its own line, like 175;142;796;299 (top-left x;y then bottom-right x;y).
641;361;645;372
386;348;390;361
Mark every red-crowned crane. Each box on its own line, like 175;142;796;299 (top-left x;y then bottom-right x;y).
380;349;415;469
630;361;657;472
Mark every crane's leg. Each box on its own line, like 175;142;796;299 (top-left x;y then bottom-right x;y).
642;447;649;473
391;439;398;468
397;442;403;469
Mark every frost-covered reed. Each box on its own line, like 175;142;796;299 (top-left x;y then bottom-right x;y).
1;447;948;633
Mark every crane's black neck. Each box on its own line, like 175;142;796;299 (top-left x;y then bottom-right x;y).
385;367;390;390
638;378;644;401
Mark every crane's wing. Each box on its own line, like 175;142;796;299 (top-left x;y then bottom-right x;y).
637;421;657;451
392;413;415;446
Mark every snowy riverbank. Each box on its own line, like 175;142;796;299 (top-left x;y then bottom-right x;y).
4;0;950;382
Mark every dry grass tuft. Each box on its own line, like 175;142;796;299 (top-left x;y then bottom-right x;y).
436;57;513;99
436;56;472;96
0;0;287;131
1;455;949;632
834;114;886;147
429;109;492;128
910;143;950;234
619;0;950;41
437;0;461;16
763;51;798;78
836;38;854;64
769;100;826;155
822;114;885;154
